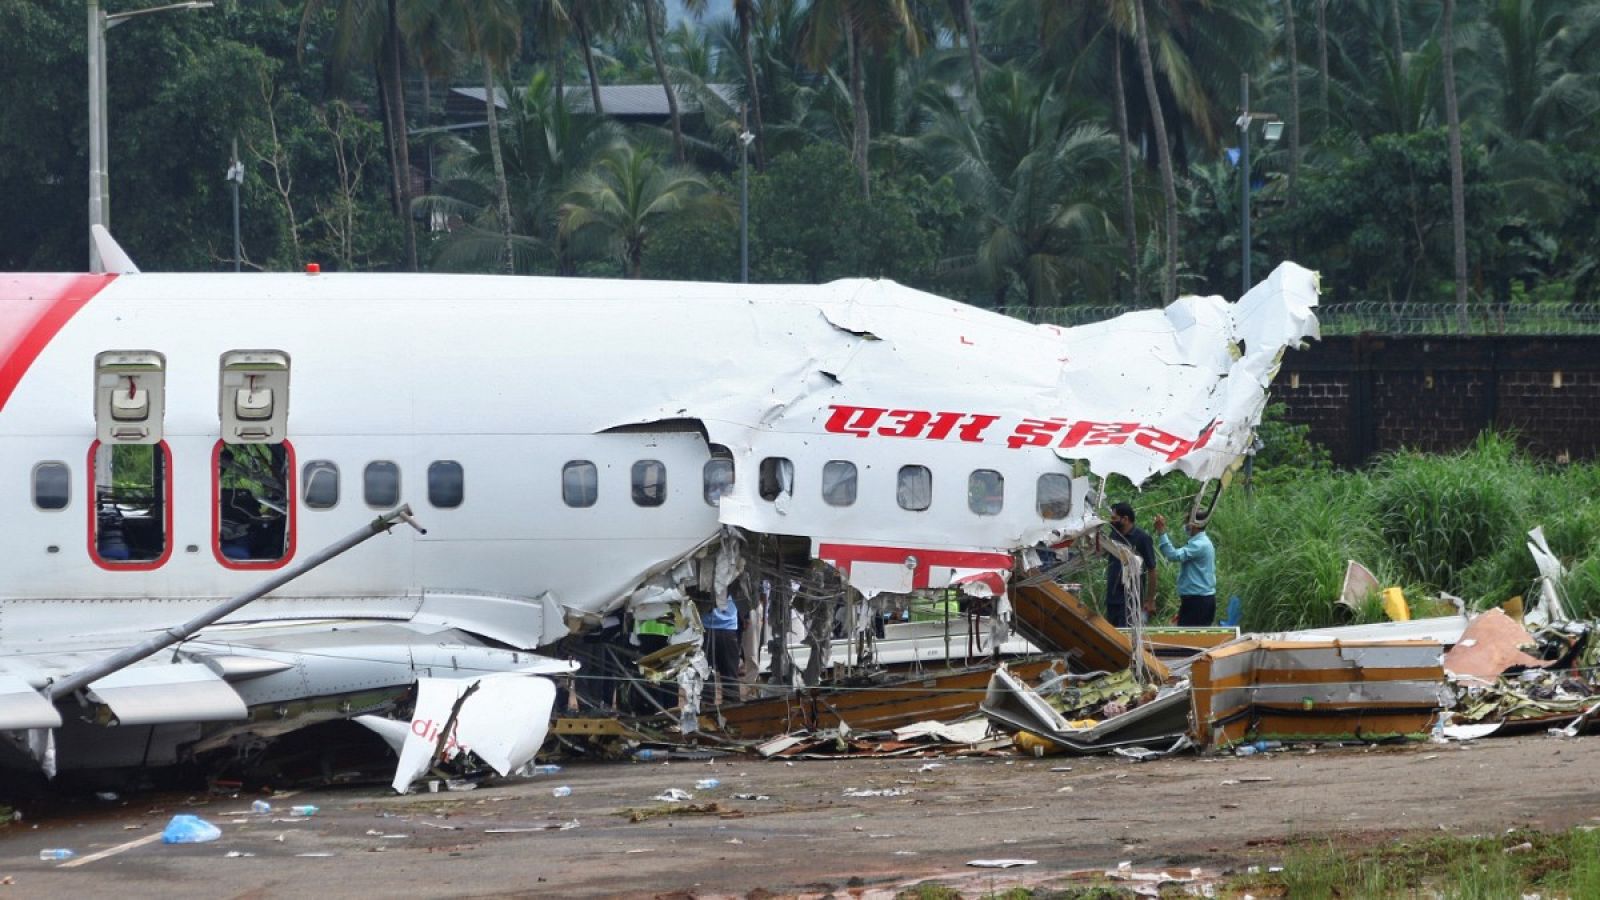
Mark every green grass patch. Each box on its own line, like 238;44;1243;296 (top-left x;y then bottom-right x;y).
1097;427;1600;632
1230;827;1600;898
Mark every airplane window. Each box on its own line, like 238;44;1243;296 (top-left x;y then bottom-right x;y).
428;461;464;509
703;458;734;507
562;460;598;508
632;460;667;507
33;462;70;510
92;442;169;565
968;469;1004;516
821;460;857;507
302;460;339;509
758;457;794;501
1037;473;1072;520
897;465;932;511
218;442;291;565
364;461;401;508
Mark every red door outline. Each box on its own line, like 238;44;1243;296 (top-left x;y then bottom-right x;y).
86;439;174;571
212;439;297;570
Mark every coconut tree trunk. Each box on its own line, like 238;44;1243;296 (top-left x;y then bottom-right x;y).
483;55;515;274
641;0;685;163
384;0;418;271
1316;0;1329;128
1390;0;1406;77
1441;0;1468;332
1284;0;1299;213
956;0;982;93
737;4;767;169
1112;37;1140;304
1133;0;1178;303
375;61;402;218
576;17;605;114
847;21;870;200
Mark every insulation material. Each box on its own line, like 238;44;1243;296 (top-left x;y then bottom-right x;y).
1189;638;1446;748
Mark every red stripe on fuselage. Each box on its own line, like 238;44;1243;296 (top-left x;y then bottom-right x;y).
0;274;116;412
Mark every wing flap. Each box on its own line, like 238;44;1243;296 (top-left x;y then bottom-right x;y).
0;675;62;730
86;663;248;725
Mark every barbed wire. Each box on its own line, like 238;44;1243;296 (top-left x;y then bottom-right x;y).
996;302;1600;336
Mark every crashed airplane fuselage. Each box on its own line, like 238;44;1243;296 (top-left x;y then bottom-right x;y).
0;244;1319;780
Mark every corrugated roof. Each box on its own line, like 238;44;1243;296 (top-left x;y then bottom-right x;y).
450;83;736;117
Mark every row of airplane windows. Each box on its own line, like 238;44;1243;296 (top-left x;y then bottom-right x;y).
28;458;465;512
32;455;1073;519
561;457;1074;519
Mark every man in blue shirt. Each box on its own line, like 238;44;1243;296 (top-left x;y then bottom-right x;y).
703;591;743;705
1153;513;1216;626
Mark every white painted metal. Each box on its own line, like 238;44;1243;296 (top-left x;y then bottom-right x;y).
0;262;1319;772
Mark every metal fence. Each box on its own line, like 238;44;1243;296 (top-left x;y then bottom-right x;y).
996;302;1600;336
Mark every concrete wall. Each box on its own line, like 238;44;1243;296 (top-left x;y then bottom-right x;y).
1274;336;1600;465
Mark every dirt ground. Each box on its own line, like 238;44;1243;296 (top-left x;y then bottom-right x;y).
1;732;1597;899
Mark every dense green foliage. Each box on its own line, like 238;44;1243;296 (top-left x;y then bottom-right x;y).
1106;431;1600;632
6;0;1600;315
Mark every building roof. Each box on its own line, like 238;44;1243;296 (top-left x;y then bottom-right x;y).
449;83;737;119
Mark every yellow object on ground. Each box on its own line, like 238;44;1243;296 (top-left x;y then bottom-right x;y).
1501;595;1525;623
1014;731;1063;756
1382;586;1411;622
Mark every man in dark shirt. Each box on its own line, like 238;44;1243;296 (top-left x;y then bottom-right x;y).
1104;501;1157;628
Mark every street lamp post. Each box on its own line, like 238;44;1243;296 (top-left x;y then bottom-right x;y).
88;0;214;272
1236;73;1283;297
738;105;754;284
226;138;244;272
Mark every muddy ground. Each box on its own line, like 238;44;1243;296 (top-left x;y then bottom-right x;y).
0;732;1596;898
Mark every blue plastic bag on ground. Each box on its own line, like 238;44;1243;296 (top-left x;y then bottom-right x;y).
162;814;221;844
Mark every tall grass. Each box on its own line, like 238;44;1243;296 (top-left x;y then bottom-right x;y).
1148;431;1600;632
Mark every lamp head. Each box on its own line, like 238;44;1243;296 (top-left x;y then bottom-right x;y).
1263;120;1285;143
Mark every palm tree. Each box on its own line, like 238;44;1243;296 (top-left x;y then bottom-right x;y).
734;0;768;168
529;0;573;100
1441;0;1468;330
1316;0;1329;125
572;0;628;114
299;0;419;270
1481;0;1600;142
640;0;706;163
1282;0;1300;213
559;144;728;277
945;0;984;91
466;0;524;273
419;72;626;274
1132;0;1178;302
1390;0;1407;80
801;0;922;198
1112;36;1141;304
915;68;1120;307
